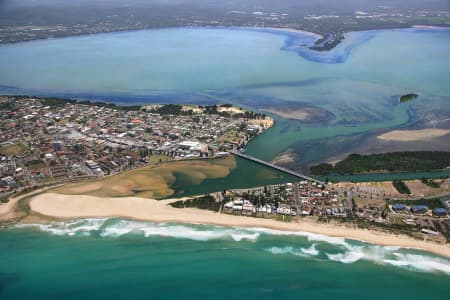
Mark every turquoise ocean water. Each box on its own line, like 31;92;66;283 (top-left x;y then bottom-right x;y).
1;220;449;299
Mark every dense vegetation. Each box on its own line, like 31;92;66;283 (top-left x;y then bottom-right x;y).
150;104;266;119
236;111;266;120
310;151;450;175
77;101;141;111
0;102;16;110
37;97;141;111
421;178;442;188
399;93;418;103
149;104;187;115
392;180;411;194
170;194;221;212
39;97;77;106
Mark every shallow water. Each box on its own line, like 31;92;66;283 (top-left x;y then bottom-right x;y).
1;27;449;175
1;219;449;300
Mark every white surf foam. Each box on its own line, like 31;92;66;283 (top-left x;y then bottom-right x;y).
15;218;108;236
243;227;350;247
98;220;260;241
324;244;450;275
326;246;366;264
13;218;450;275
265;244;320;258
15;219;262;241
265;246;306;257
301;244;320;256
386;253;450;274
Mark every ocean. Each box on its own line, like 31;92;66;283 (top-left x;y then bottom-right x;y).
1;219;449;299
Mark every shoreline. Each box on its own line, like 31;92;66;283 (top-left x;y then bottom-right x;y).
0;186;64;220
249;26;323;39
3;24;448;47
0;25;324;47
26;193;450;259
412;25;450;30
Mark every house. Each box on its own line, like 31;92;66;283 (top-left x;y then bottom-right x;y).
1;176;17;188
224;201;234;209
243;200;255;212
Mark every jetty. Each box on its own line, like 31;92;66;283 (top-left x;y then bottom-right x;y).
229;150;325;184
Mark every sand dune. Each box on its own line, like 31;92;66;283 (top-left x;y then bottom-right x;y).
29;193;450;259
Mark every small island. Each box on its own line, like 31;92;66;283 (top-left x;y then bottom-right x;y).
399;93;419;103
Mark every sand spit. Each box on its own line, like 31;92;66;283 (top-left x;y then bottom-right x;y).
377;129;450;142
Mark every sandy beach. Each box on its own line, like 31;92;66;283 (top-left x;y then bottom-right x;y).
0;196;21;220
29;193;450;259
412;25;450;30
377;128;450;142
264;27;322;38
0;186;64;220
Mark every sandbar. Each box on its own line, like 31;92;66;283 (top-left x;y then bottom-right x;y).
377;128;450;142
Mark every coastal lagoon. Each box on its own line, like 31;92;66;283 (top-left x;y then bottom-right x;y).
1;27;449;176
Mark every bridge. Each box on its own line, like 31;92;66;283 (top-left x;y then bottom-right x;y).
229;150;325;185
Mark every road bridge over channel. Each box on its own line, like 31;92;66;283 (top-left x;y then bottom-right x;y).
229;150;325;185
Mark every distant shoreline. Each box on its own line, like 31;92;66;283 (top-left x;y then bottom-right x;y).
1;25;448;48
249;26;323;39
0;25;323;46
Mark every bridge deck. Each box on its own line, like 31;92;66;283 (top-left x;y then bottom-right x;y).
229;150;324;184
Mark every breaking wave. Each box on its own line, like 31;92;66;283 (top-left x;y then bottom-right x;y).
13;218;450;275
325;244;450;275
266;244;319;258
301;244;320;256
15;218;108;237
15;219;261;242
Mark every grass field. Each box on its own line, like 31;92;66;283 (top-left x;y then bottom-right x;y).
54;156;236;199
0;143;29;157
